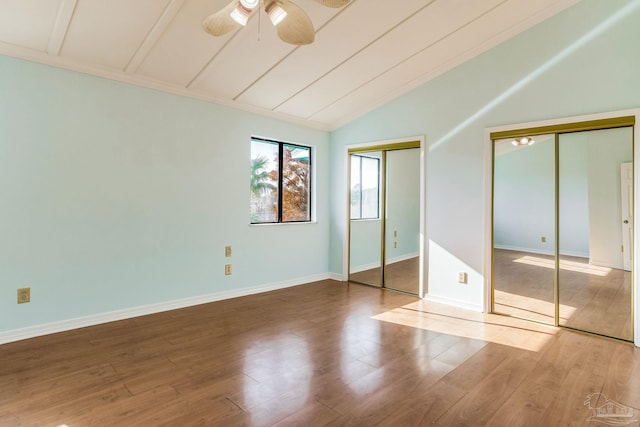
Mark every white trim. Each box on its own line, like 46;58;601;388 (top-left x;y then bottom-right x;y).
484;108;640;347
328;272;345;281
0;273;336;345
387;252;420;265
249;221;318;227
350;261;381;274
343;136;426;296
349;253;419;274
424;293;483;313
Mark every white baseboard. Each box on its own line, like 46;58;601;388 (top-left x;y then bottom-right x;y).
387;252;419;265
0;273;335;345
349;261;380;274
423;293;483;312
328;272;345;281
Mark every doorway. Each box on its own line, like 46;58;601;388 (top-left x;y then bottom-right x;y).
347;140;422;296
490;116;635;341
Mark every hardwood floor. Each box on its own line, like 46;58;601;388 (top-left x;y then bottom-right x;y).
1;280;639;426
494;249;633;341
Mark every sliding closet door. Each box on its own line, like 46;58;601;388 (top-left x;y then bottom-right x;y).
558;127;633;340
493;135;556;324
384;149;420;294
348;143;421;293
349;152;383;287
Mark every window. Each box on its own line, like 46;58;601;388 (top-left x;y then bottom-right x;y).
250;137;312;223
350;154;380;220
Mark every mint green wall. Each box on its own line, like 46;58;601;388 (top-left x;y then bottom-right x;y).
385;148;420;261
0;56;329;332
329;0;640;309
494;139;558;255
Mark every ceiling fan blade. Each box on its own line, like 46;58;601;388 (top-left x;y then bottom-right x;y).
311;0;350;7
275;0;315;45
202;0;240;37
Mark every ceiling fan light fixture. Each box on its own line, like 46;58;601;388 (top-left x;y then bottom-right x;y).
266;2;287;26
239;0;259;9
230;3;251;26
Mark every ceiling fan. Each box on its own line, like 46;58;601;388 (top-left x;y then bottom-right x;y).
202;0;350;45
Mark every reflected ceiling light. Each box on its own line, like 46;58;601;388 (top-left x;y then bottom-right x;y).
266;2;288;26
511;136;535;147
230;3;251;26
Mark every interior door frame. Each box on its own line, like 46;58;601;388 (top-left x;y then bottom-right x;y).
343;136;427;297
483;109;640;346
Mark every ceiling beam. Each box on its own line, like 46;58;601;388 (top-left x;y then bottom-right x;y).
47;0;78;56
125;0;187;74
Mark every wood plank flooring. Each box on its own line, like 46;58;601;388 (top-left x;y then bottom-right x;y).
494;249;633;340
1;280;639;426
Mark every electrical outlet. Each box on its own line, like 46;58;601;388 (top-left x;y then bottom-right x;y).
541;236;546;243
225;264;232;275
17;287;30;304
225;246;232;257
393;230;397;238
458;272;468;284
393;241;397;248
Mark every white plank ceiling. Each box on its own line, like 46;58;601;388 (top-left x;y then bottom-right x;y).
0;0;579;130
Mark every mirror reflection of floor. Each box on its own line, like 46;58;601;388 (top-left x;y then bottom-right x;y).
349;257;419;295
349;266;382;287
494;249;632;340
385;257;419;294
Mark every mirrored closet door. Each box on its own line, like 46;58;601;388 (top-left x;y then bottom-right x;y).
558;127;633;339
348;143;420;295
492;118;634;341
493;134;556;324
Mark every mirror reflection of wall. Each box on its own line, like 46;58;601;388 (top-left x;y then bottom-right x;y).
493;135;556;324
492;124;633;341
348;146;421;295
384;149;420;294
558;127;633;340
349;152;382;287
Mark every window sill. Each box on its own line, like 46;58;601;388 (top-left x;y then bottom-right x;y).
249;221;318;227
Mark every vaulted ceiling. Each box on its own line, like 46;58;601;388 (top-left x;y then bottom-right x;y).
0;0;578;130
